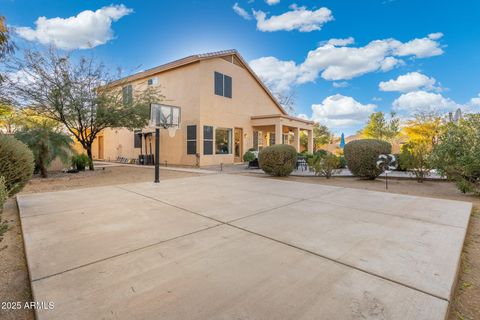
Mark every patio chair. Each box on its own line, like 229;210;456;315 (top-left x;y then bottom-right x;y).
296;156;308;172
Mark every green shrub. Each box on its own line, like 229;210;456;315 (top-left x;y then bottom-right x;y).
71;154;90;171
431;114;480;194
243;151;256;162
307;151;340;179
393;153;407;171
258;144;297;177
0;135;34;195
344;139;392;179
15;123;73;178
0;177;6;213
314;149;328;158
399;142;431;182
338;156;347;169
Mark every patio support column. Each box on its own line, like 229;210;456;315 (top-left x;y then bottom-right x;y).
307;129;314;153
293;128;300;151
275;122;283;145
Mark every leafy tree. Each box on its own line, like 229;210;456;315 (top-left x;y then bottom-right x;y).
313;123;332;150
300;123;332;151
361;112;400;142
403;113;443;146
8;48;163;169
15;119;73;178
0;16;14;72
0;103;23;133
0;16;13;61
399;114;443;182
0;16;14;102
431;114;480;194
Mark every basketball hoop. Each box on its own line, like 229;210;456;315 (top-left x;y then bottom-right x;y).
149;103;181;183
149;103;181;129
167;126;178;137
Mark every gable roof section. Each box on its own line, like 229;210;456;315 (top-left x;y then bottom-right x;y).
108;50;287;115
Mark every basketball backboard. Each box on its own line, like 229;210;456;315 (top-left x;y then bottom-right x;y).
149;104;181;129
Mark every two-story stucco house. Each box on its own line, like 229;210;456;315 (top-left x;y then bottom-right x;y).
90;50;314;166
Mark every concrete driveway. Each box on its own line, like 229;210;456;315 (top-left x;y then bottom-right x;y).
17;174;471;320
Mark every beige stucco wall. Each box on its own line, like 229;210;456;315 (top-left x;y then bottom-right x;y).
94;55;307;166
197;57;285;166
92;62;202;165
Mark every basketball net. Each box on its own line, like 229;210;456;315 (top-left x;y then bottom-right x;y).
167;126;178;137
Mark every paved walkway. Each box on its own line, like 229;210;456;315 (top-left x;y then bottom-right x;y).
94;161;218;174
203;163;445;179
17;174;471;319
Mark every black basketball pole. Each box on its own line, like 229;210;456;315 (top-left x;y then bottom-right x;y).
154;128;160;183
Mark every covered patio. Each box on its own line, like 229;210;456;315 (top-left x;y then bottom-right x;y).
250;114;314;153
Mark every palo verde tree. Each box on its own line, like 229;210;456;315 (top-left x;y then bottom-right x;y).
0;15;15;105
8;48;163;170
399;113;443;182
361;111;400;142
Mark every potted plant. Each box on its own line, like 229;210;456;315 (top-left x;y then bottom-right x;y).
243;150;256;168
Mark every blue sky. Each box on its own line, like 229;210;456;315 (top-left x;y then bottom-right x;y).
2;0;480;134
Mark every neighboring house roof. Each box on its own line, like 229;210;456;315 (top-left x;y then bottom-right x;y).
107;49;288;115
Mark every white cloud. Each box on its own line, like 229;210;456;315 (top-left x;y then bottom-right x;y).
428;32;444;40
393;34;444;58
249;33;444;89
16;5;132;50
324;37;354;46
311;94;376;128
249;56;300;92
469;94;480;106
233;3;252;20
393;90;460;113
297;113;309;120
379;72;437;92
253;6;333;32
266;0;280;5
332;81;349;88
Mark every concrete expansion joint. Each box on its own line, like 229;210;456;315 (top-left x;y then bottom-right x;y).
117;185;450;303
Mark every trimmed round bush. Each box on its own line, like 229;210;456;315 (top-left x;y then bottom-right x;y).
344;139;391;179
258;144;297;177
243;151;256;162
0;135;35;195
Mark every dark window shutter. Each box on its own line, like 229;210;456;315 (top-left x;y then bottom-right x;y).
203;141;213;155
187;141;197;155
134;132;142;149
187;125;197;140
203;126;213;140
214;72;224;96
224;75;232;98
203;125;213;155
186;125;197;155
